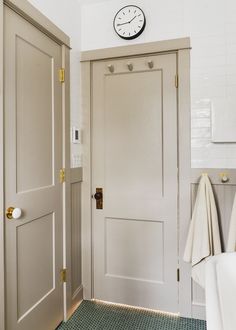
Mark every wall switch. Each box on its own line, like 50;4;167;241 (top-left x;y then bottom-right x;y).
72;154;83;168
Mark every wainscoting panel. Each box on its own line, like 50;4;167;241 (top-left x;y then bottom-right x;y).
190;168;236;319
70;168;83;307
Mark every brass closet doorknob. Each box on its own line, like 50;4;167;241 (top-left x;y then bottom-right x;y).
6;207;22;220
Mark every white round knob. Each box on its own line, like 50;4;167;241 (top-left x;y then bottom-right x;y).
12;208;22;219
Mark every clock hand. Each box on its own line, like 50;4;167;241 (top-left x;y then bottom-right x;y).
117;16;137;26
129;16;136;23
117;21;130;26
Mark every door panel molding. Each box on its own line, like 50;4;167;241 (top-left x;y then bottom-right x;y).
104;217;165;283
81;39;191;317
16;213;56;322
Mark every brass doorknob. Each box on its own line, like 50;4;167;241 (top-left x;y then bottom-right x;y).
6;207;22;220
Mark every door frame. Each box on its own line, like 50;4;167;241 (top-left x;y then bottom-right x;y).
0;1;72;329
81;38;192;318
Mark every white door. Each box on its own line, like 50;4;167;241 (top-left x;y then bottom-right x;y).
4;7;64;330
92;53;179;313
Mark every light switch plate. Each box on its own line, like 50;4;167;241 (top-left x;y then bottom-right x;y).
72;154;82;168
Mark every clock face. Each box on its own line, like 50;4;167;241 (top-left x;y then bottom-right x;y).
113;5;146;40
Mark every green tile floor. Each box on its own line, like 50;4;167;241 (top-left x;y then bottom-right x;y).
58;300;207;330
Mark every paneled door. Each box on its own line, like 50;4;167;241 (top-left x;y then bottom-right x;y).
92;53;179;313
4;7;64;330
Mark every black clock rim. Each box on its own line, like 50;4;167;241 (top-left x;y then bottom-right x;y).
113;5;146;40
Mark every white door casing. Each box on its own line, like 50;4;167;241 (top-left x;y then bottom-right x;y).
4;6;64;330
92;53;179;313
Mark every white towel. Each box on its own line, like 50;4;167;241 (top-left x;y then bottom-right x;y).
227;193;236;252
183;173;222;288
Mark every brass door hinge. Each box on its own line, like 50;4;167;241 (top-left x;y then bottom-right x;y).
175;74;179;88
177;268;180;282
59;68;65;83
59;169;66;183
60;268;67;283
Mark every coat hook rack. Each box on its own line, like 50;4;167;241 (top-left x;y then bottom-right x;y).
127;63;133;71
148;61;154;69
107;64;114;73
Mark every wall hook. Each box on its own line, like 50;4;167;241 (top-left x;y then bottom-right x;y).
107;64;114;73
148;61;154;69
220;172;229;183
127;63;133;71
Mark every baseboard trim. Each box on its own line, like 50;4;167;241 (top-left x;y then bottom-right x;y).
72;285;83;301
67;285;83;320
192;304;206;321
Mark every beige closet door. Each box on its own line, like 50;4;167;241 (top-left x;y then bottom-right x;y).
92;53;179;313
4;7;63;330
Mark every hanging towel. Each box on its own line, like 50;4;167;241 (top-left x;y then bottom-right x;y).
183;173;222;288
227;193;236;252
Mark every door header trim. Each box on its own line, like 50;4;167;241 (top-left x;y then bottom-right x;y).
81;37;191;62
4;0;70;48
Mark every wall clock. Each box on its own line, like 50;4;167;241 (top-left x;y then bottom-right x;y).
113;5;146;40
